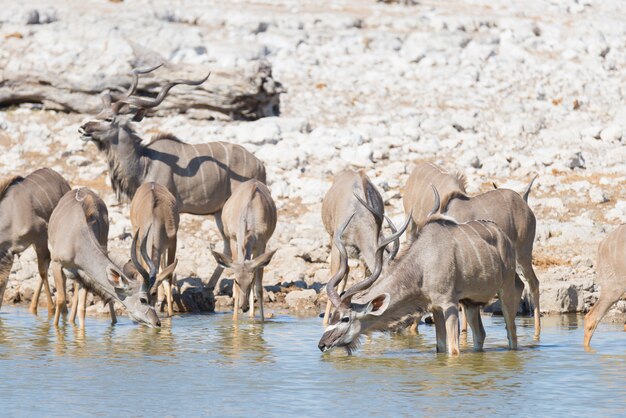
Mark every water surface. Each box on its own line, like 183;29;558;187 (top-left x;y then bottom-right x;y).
0;307;624;417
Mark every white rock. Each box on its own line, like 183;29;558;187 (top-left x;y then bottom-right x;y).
606;201;626;223
589;187;609;204
600;125;623;142
339;143;373;167
285;289;317;309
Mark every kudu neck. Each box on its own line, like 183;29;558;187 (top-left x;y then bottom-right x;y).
107;127;147;200
360;267;428;333
73;235;122;305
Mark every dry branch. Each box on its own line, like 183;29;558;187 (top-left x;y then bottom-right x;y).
0;60;283;120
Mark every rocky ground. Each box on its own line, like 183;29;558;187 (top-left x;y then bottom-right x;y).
1;0;625;322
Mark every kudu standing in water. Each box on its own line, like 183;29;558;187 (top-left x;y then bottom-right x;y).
79;65;266;290
403;162;540;337
321;169;399;326
584;224;626;347
211;180;277;321
48;187;160;328
130;182;179;316
0;168;70;314
319;188;522;355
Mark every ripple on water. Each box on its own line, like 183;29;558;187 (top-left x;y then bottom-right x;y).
0;307;625;417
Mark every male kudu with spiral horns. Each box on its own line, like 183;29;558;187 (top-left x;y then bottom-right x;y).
80;64;267;289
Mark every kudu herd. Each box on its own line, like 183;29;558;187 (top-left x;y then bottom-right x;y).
79;65;266;290
319;187;522;355
0;64;623;355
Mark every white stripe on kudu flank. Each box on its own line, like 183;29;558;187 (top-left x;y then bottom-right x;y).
219;142;231;173
193;145;208;200
183;146;192;195
467;222;497;274
441;225;465;267
22;178;45;212
458;225;486;279
25;172;54;208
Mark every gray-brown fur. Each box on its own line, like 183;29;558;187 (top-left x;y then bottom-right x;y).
211;180;277;321
319;189;522;355
403;162;541;336
321;169;389;326
79;67;266;290
48;187;160;328
0;168;70;313
402;162;467;235
584;224;626;346
130;182;180;316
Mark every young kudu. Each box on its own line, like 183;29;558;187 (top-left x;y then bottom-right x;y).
321;169;399;326
403;162;540;337
319;188;522;355
79;65;267;291
211;180;277;321
130;182;179;316
0;168;70;314
48;187;160;328
584;224;626;347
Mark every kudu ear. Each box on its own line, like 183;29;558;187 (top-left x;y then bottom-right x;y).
211;250;233;269
156;259;178;284
132;108;146;122
354;293;390;317
107;267;131;294
251;249;277;270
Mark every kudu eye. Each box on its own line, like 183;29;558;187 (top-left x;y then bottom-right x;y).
140;297;148;304
105;117;113;122
341;316;350;323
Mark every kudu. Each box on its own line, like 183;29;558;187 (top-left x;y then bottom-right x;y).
320;169;399;326
319;188;522;355
0;168;70;314
48;187;160;328
79;65;267;290
584;224;626;347
211;180;277;321
403;162;540;336
130;182;179;316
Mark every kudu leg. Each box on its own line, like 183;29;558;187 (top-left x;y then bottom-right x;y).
460;304;468;333
443;304;460;355
233;284;239;321
248;283;255;319
30;279;43;314
207;211;230;292
584;287;623;347
255;268;265;322
409;314;422;335
168;241;183;314
52;262;67;327
432;309;446;353
519;255;541;338
77;285;87;329
0;255;13;311
464;305;486;351
164;280;174;317
499;275;521;350
109;302;117;325
31;243;54;315
69;281;79;325
323;245;341;327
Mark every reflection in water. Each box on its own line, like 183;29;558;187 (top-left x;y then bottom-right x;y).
215;319;274;364
0;306;625;416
